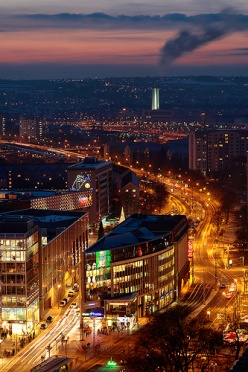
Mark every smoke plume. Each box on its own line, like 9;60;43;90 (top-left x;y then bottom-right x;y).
159;10;248;67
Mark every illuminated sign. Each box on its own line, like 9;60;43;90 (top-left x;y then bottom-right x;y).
71;174;91;191
79;194;92;207
2;308;26;321
96;250;111;269
107;359;117;366
188;240;193;258
109;302;129;306
82;312;103;317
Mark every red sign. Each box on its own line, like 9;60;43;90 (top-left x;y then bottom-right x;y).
188;240;193;258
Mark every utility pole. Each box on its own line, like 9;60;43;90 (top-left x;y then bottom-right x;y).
203;270;206;305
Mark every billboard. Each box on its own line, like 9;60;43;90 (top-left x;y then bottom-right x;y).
96;250;111;269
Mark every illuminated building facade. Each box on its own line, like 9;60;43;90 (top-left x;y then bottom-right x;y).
83;213;189;328
0;114;6;138
19;118;43;140
0;209;89;330
152;88;160;110
30;191;93;211
0;215;39;337
67;157;113;227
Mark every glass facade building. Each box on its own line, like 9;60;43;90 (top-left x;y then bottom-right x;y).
0;215;39;337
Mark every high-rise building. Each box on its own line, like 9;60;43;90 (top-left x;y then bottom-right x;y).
189;129;248;174
19;118;43;140
142;88;178;123
152;88;160;110
0;115;6;138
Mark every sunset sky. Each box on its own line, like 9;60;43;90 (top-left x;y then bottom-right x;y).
1;1;248;79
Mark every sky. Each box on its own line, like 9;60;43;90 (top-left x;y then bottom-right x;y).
1;1;248;79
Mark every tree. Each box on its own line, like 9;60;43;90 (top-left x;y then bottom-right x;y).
126;305;223;372
235;205;248;248
97;220;105;240
139;180;169;214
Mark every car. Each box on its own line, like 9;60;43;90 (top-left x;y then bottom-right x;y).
70;302;78;309
62;298;69;304
40;323;48;330
59;300;67;307
73;284;79;292
219;283;226;289
46;316;54;323
68;291;74;297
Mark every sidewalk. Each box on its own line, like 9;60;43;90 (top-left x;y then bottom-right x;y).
0;304;64;371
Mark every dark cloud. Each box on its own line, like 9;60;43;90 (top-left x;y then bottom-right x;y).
8;11;248;31
159;10;248;67
223;48;248;56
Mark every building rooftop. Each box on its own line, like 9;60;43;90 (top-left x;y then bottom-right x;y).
68;157;112;171
2;209;87;240
86;213;187;253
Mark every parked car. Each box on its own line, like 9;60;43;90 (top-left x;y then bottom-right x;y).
70;302;78;309
46;316;54;323
40;323;48;330
73;284;79;292
59;300;67;307
68;291;74;297
62;298;69;304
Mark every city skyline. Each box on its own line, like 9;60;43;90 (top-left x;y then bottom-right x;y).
1;1;248;79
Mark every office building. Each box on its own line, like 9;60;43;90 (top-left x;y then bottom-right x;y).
82;213;189;329
0;214;39;337
67;158;113;228
0;209;89;334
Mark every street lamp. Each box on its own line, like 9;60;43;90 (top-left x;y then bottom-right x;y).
58;284;61;308
207;310;211;321
243;270;247;294
45;344;52;358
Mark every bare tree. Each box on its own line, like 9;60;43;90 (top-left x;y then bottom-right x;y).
126;305;222;372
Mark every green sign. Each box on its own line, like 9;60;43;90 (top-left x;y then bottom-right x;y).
96;250;111;269
107;359;117;366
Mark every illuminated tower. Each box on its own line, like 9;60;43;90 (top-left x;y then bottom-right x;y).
152;88;160;110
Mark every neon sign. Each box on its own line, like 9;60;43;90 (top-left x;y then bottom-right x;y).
71;174;91;191
82;312;103;317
